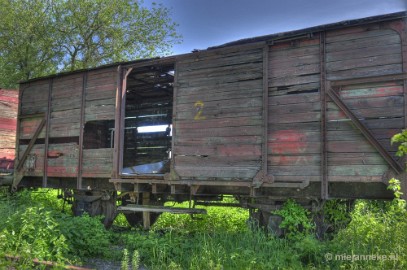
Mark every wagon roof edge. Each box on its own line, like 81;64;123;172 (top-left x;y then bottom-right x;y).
209;11;407;49
21;11;406;84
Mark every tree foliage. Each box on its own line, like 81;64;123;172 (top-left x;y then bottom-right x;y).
0;0;181;88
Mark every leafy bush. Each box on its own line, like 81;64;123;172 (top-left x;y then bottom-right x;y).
58;213;112;258
273;199;315;240
328;199;407;269
0;207;70;267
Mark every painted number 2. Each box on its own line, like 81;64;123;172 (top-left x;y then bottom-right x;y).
194;101;206;120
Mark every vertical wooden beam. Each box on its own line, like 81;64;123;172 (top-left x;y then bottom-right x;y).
113;66;122;179
254;45;273;185
262;45;270;179
320;32;329;200
77;72;87;190
43;78;53;188
387;18;407;130
171;62;179;177
118;68;133;176
142;192;151;229
13;84;25;189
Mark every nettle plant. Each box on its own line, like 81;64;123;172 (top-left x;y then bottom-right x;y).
390;129;407;207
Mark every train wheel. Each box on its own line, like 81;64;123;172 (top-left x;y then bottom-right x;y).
121;192;163;228
72;190;117;228
249;209;283;237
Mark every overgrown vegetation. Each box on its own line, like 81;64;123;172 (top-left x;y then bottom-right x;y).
0;131;406;269
0;189;405;269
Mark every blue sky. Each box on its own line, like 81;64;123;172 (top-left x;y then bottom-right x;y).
145;0;406;55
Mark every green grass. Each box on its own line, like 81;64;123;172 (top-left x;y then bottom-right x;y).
0;187;406;269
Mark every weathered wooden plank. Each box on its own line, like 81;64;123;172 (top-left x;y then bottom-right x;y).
327;175;383;182
177;72;263;88
175;155;260;167
269;122;321;132
269;63;320;79
175;144;262;157
85;104;115;121
19;118;46;139
267;165;320;176
85;83;116;93
269;45;320;60
86;76;116;87
268;155;320;166
176;80;261;98
326;33;400;52
175;135;262;145
269;111;320;124
329;95;403;110
49;122;80;137
268;142;321;155
339;85;403;99
175;165;258;179
269;38;320;52
326;29;399;44
331;106;403;119
268;74;320;87
326;54;401;72
326;24;381;38
176;125;263;138
327;140;376;153
176;87;262;105
178;62;262;79
328;165;389;176
268;83;320;96
178;48;263;71
326;63;403;80
363;117;404;129
328;153;387;165
327;43;402;62
176;105;261;120
177;117;262;129
268;130;321;142
269;101;320;115
268;92;320;105
85;88;116;101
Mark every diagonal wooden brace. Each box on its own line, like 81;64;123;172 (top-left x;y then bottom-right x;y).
16;118;46;172
327;88;403;174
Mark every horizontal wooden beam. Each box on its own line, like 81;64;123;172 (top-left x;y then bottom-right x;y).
117;204;207;214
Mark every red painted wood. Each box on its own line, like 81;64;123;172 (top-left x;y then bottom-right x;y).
0;89;18;172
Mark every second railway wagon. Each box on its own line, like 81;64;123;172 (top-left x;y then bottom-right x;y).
12;12;407;228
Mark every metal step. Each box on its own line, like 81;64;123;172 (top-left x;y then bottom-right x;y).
117;204;207;215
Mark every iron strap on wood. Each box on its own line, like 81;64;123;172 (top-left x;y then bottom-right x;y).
16;117;46;172
327;88;404;174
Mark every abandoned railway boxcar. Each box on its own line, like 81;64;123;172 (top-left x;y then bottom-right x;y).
10;12;407;228
0;89;18;175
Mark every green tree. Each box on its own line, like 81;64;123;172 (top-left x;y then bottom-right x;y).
0;0;59;87
0;0;181;87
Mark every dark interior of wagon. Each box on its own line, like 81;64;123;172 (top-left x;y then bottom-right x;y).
122;63;174;175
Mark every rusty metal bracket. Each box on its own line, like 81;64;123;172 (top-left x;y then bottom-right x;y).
327;88;403;174
16;117;46;172
253;171;274;188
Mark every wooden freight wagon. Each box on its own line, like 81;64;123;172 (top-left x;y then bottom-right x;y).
0;89;18;176
12;12;407;228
